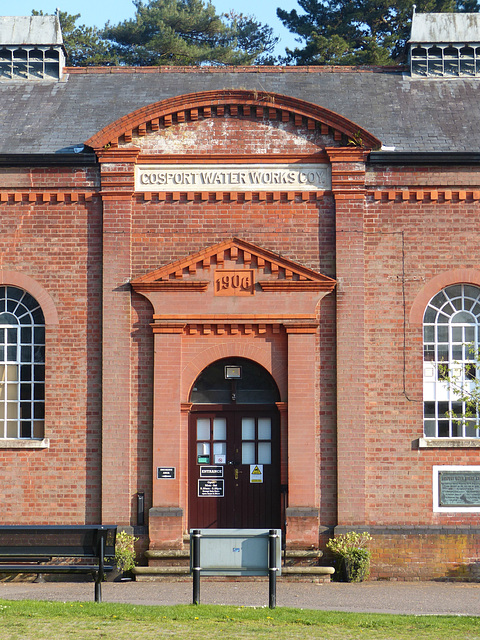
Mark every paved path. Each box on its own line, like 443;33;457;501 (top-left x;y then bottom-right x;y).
0;579;480;615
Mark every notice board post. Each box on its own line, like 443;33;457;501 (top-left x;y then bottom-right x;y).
190;528;281;608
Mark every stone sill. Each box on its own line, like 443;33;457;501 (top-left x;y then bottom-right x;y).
418;438;480;449
418;437;480;448
0;438;49;449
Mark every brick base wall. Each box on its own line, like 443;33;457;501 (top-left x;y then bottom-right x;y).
332;527;480;580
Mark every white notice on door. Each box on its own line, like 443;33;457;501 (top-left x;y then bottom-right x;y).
250;464;264;483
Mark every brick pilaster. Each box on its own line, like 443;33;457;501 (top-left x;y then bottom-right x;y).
149;326;185;548
326;147;368;526
99;149;138;524
285;324;319;546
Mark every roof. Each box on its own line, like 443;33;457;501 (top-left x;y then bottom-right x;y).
0;65;478;155
410;12;480;43
0;15;63;45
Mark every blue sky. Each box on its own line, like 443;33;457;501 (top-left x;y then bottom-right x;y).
10;0;300;58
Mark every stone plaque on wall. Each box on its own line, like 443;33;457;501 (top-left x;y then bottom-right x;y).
214;270;254;296
438;471;480;507
135;163;331;192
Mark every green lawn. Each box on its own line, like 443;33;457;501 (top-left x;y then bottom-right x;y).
0;600;479;640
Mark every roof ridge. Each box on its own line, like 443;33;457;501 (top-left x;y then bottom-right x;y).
65;65;407;75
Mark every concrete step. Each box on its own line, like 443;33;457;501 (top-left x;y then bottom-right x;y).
133;564;334;582
145;547;323;562
134;547;334;582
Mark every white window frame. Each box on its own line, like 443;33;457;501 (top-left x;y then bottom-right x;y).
423;284;480;439
0;286;45;441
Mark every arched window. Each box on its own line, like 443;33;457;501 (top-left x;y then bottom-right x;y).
423;284;480;438
0;286;45;439
190;358;280;405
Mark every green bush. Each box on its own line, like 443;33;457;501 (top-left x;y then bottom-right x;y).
114;531;138;573
326;531;372;582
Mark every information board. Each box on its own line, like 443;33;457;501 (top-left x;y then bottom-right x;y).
198;479;224;497
157;467;175;479
200;466;224;478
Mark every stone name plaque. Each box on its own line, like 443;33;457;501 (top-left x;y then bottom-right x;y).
135;163;331;192
439;471;480;507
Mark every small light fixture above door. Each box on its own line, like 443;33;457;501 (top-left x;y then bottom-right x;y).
225;365;242;379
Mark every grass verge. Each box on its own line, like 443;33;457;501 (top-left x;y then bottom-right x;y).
0;599;479;639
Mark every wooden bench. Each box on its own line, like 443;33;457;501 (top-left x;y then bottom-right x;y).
0;525;117;602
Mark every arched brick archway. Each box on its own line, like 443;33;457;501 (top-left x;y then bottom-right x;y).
0;270;58;326
86;89;380;151
187;356;282;530
409;269;480;326
181;341;287;402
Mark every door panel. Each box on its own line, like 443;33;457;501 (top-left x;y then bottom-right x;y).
188;408;280;529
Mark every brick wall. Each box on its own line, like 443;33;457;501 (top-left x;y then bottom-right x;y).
0;182;102;524
362;169;480;530
370;531;480;581
3;102;480;579
127;116;334;156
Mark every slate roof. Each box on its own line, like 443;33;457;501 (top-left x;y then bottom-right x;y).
0;66;477;155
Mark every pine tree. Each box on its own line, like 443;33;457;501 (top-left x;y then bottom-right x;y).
32;10;119;66
276;0;480;65
103;0;278;66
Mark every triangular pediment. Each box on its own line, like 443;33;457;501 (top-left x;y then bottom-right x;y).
131;238;336;293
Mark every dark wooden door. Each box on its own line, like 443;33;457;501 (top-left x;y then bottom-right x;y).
188;407;281;529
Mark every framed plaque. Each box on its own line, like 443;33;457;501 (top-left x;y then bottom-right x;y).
433;466;480;512
198;479;225;498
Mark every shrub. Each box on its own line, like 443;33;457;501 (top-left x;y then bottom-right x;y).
326;531;372;582
114;531;138;573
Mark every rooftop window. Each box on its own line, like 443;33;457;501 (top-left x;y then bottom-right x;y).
0;15;64;81
411;43;480;77
409;12;480;78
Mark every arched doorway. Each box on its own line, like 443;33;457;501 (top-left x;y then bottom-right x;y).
188;357;281;529
132;238;335;547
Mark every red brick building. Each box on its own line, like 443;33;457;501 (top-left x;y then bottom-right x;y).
1;13;480;579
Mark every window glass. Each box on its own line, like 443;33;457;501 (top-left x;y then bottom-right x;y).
213;417;226;440
430;291;447;308
258;417;271;440
0;286;45;439
213;442;226;456
190;358;280;405
258;442;271;464
242;417;255;441
437;326;448;342
196;418;210;440
423;284;480;438
197;442;210;458
424;326;434;341
452;311;474;323
242;442;255;464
